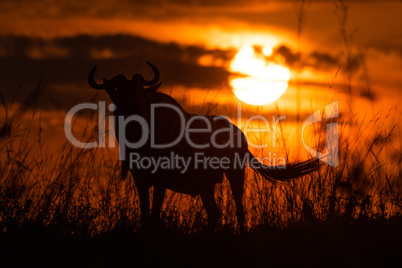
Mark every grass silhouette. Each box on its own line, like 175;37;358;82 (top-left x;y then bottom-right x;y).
0;80;401;266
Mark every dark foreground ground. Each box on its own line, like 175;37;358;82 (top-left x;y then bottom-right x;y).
1;217;401;268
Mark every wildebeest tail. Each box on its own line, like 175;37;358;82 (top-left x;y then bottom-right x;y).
247;150;322;183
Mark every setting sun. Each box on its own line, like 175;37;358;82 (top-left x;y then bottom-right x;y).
229;46;291;105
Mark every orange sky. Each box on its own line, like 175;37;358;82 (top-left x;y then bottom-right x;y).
0;0;401;155
0;0;400;93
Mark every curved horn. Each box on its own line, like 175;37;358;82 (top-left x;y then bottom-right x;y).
142;62;160;86
147;81;162;93
88;65;105;90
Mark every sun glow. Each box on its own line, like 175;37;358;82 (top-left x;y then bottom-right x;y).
229;46;291;105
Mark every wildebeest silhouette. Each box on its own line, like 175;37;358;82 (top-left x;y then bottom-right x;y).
88;62;321;231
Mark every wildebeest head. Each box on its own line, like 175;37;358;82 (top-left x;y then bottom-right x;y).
88;62;162;111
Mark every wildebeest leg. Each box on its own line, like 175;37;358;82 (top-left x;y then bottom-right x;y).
200;183;220;231
225;168;246;233
136;184;151;227
151;185;166;224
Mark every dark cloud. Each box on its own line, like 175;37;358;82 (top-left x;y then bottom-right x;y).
273;45;300;67
0;34;233;111
0;34;233;63
272;44;340;70
360;89;376;101
0;0;279;20
308;52;339;68
344;55;363;72
1;34;356;112
0;57;230;111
